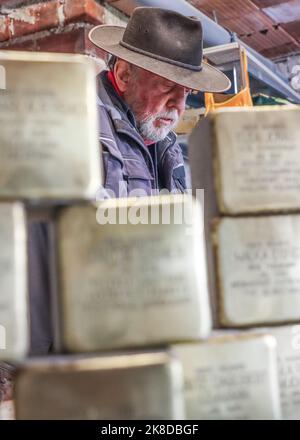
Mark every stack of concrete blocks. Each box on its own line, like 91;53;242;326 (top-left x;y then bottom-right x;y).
190;105;300;419
0;1;287;421
0;49;212;420
0;49;99;417
0;49;283;420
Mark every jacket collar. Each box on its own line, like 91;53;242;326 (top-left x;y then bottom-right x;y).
98;71;137;128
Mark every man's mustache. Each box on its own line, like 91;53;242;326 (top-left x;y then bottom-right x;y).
141;109;179;124
154;109;179;123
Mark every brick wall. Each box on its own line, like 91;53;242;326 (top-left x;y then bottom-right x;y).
0;0;128;66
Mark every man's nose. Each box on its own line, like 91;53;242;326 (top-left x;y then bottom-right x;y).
167;86;188;113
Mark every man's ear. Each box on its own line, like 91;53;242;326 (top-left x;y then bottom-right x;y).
113;60;132;93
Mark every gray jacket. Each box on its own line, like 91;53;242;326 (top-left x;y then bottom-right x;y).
25;71;187;357
97;71;187;197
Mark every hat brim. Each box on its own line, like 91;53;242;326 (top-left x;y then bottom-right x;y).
89;25;231;93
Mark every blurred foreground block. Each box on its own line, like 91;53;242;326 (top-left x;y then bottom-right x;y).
0;203;28;361
247;325;300;420
0;401;15;420
0;51;101;201
15;351;184;420
55;195;211;351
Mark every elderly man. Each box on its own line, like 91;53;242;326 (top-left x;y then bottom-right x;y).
89;7;230;197
13;8;229;362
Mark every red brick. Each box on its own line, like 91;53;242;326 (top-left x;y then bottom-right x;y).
0;28;79;54
0;23;107;56
35;27;86;53
0;0;105;44
34;25;108;56
0;38;35;51
64;0;105;25
0;1;34;8
6;1;60;40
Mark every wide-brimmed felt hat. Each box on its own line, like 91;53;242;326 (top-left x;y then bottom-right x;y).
89;7;231;93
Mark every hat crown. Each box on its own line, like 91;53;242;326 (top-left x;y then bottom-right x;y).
121;7;203;71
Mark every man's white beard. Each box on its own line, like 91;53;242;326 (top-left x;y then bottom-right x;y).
137;109;179;143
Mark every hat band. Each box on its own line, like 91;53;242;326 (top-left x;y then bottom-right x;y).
120;40;203;72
